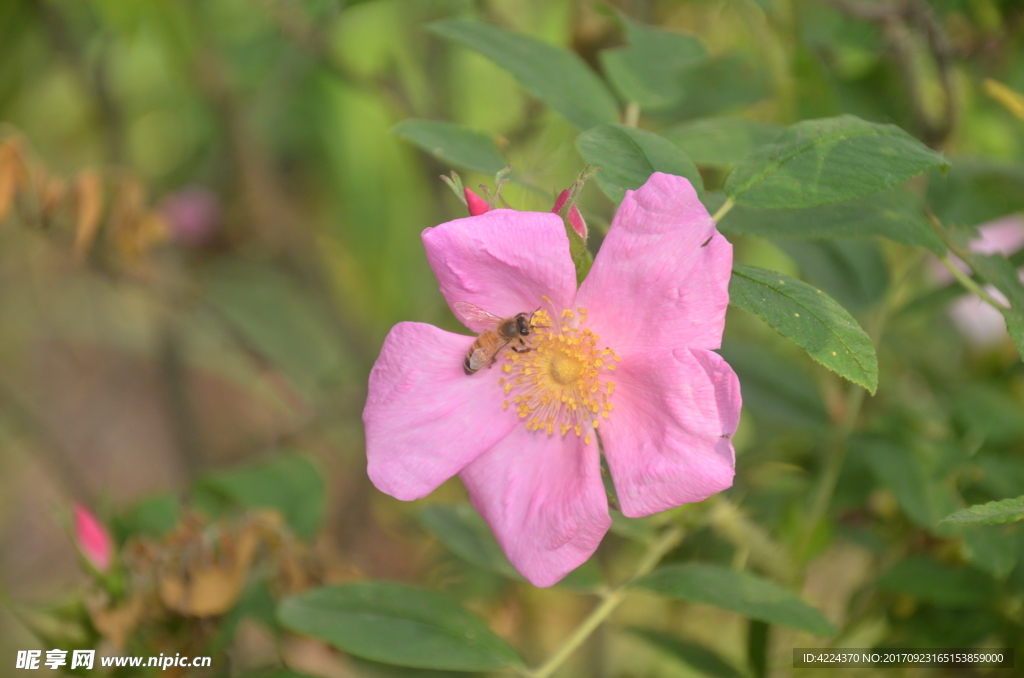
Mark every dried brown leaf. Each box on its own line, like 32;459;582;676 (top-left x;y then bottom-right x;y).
87;593;144;650
73;170;104;258
0;137;28;222
157;523;259;617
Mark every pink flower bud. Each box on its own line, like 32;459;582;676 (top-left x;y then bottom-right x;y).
567;205;587;240
464;188;490;216
158;187;221;247
74;504;112;573
551;189;587;239
552;189;570;214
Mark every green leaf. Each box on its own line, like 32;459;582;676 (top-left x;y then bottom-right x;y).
202;262;347;398
963;252;1024;358
419;504;519;580
940;496;1024;526
243;671;319;678
277;583;523;671
349;658;472;678
878;556;995;606
747;620;769;678
953;383;1024;445
777;239;889;312
724;115;949;208
855;437;956;531
114;494;179;540
628;628;744;678
718;340;829;431
656;55;771;121
975;455;1024;500
609;511;657;542
599;15;706;110
715;189;945;254
196;455;324;539
1005;309;1024;358
729;265;878;393
428;19;618;130
575;124;702;203
927;161;1024;228
961;524;1022;578
392;119;506;175
418;504;602;591
210;581;279;656
663;118;783;167
633;564;836;636
970;253;1024;308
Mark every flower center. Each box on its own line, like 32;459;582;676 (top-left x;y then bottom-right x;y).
499;306;618;445
550;352;585;384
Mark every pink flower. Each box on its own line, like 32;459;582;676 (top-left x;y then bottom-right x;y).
74;504;113;573
930;216;1024;347
158;186;221;247
363;173;740;587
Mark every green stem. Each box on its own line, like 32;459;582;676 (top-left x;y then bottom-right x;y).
798;245;925;563
526;525;684;678
937;254;1009;311
796;246;924;564
623;102;640;128
798;385;865;562
712;198;735;223
0;585;37;641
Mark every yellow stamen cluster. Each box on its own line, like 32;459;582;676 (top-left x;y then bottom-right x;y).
499;306;618;445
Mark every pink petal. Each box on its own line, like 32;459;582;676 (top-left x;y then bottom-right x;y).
601;347;740;518
459;427;611;587
575;173;732;351
364;322;516;500
75;504;113;572
971;216;1024;256
423;210;577;333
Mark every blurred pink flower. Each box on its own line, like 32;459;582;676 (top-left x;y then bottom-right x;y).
363;173;740;587
159;186;221;247
932;216;1024;347
74;504;112;573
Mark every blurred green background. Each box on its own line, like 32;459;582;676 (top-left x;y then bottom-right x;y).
2;0;1024;676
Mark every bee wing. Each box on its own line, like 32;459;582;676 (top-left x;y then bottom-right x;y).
454;301;503;327
468;337;510;372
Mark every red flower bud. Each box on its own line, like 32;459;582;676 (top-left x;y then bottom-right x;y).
464;187;491;216
552;189;570;214
74;504;112;573
568;205;587;240
551;189;587;239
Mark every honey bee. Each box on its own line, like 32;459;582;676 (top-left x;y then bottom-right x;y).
454;301;536;374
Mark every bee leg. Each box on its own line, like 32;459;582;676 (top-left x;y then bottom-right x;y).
510;339;533;354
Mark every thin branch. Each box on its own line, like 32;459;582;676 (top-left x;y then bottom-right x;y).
526;525;684;678
937;254;1009;311
32;0;124;163
254;0;415;118
186;33;374;367
819;0;957;148
712;198;735;223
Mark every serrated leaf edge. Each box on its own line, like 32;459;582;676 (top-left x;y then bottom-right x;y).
730;266;878;393
939;496;1024;525
726;119;949;201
